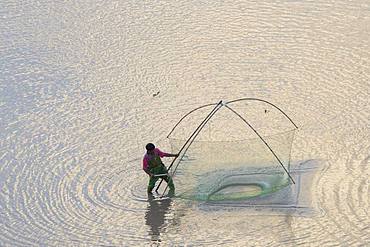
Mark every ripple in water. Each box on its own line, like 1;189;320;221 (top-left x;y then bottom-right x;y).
1;0;370;245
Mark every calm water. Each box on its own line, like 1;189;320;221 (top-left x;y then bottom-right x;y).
1;0;369;246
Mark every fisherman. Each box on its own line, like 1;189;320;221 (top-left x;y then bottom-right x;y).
143;143;178;194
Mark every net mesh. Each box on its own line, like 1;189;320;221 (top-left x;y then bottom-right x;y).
167;102;296;201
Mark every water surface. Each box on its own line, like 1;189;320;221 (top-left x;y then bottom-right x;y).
1;0;369;246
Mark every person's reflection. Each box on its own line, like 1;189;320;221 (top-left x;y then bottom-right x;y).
145;194;172;242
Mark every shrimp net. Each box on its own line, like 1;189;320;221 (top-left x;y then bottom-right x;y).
166;100;297;201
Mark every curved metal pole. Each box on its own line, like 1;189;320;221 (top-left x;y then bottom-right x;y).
226;98;298;129
167;98;298;140
224;105;295;184
167;102;219;138
155;101;223;193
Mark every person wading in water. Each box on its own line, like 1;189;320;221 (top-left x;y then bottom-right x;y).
143;143;178;194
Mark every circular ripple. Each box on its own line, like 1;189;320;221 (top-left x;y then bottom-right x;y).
1;0;369;246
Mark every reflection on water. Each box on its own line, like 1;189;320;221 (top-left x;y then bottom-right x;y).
145;194;173;243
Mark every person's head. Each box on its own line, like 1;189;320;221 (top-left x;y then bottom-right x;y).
146;143;155;154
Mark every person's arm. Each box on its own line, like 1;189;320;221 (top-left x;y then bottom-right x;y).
166;153;178;157
156;148;178;158
144;169;153;177
143;158;153;177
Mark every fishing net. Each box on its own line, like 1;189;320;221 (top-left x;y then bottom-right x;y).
166;100;297;201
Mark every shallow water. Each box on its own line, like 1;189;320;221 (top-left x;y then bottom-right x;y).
1;0;369;246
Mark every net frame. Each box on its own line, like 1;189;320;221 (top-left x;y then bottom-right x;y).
157;98;298;198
